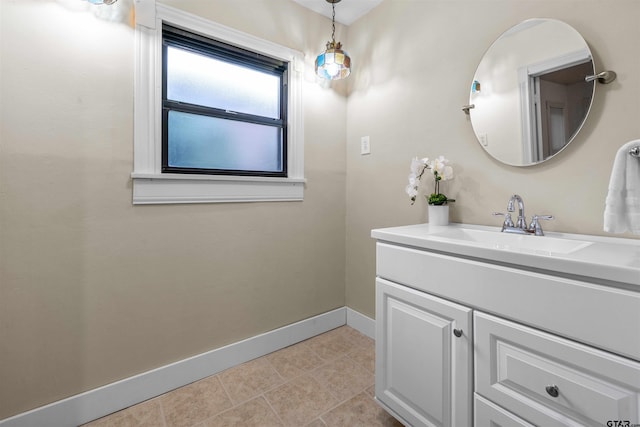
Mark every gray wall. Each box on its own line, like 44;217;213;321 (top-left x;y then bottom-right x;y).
0;0;348;418
345;0;640;318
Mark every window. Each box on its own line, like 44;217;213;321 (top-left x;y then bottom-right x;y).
162;25;287;177
132;3;304;204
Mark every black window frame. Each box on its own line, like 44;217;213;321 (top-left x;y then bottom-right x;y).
161;24;289;177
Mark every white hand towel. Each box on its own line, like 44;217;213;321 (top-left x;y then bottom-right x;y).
604;139;640;234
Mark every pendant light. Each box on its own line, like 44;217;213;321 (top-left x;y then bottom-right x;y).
315;0;351;80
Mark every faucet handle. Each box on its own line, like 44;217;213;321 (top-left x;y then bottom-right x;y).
493;212;514;228
528;215;554;236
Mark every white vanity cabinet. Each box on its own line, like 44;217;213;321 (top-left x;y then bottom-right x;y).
375;278;472;427
372;224;640;427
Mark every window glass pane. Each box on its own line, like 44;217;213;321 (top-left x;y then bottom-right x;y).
167;111;282;172
166;46;281;119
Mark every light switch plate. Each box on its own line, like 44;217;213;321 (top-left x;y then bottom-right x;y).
361;136;371;155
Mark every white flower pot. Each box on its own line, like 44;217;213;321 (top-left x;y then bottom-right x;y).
428;204;449;226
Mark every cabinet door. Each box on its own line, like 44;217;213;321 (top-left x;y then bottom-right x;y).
375;278;472;427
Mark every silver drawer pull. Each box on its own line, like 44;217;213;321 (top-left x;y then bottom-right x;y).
453;329;463;337
545;385;559;398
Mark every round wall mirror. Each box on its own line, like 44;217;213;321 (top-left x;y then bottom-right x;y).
469;19;595;166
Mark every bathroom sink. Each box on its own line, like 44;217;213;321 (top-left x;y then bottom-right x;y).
372;223;638;285
428;228;593;255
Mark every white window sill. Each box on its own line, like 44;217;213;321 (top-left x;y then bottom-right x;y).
131;173;305;204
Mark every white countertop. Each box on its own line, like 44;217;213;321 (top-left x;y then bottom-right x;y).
371;223;640;287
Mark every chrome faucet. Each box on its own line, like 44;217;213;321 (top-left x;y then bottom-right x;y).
507;194;527;230
493;194;554;236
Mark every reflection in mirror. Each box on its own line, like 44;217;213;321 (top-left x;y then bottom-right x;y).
469;19;595;166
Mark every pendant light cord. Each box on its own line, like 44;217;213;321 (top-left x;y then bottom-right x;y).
331;2;336;43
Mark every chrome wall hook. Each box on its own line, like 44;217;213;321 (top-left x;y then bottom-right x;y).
462;104;475;115
585;70;617;84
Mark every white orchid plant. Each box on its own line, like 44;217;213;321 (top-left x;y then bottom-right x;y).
406;155;455;205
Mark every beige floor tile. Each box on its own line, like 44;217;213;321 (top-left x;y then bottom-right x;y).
347;340;375;373
218;357;284;404
202;396;283;427
365;384;375;398
266;342;325;379
321;392;404;427
339;327;374;349
160;376;232;427
264;374;338;426
303;327;361;361
83;328;391;427
81;399;165;427
311;355;374;402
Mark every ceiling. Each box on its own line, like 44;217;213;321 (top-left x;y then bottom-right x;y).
292;0;383;25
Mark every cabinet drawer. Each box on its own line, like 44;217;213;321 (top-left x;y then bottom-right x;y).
376;242;640;361
475;312;640;427
474;394;534;427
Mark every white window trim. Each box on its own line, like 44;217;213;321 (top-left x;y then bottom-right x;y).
132;1;305;204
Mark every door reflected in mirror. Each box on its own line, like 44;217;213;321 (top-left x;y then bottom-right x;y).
469;19;595;166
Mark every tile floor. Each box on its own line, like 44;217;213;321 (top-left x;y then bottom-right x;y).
83;326;403;427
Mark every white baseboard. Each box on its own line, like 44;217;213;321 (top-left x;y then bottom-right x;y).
346;307;375;339
0;307;348;427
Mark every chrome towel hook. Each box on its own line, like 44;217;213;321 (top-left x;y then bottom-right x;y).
585;70;617;84
462;104;475;115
